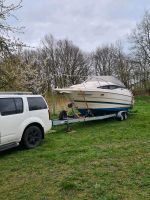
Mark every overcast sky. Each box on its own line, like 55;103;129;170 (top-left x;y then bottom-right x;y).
10;0;150;52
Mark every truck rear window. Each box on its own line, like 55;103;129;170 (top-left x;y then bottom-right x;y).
27;97;47;111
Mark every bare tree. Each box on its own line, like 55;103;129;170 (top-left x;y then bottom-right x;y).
129;11;150;89
55;39;90;87
92;44;118;76
92;43;133;88
40;35;90;89
41;34;58;91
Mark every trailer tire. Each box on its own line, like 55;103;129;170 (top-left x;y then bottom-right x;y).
119;113;124;121
116;111;124;121
117;112;128;121
123;112;128;120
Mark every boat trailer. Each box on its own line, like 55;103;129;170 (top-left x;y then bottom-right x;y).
52;111;128;131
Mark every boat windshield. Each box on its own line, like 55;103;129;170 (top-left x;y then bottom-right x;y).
97;85;126;89
85;76;125;87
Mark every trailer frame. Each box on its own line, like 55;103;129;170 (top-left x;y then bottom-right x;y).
52;111;128;131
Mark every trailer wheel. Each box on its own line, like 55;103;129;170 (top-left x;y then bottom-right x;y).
123;112;128;120
117;112;128;121
119;113;124;121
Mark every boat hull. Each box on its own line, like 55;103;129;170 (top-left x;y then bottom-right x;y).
68;90;133;116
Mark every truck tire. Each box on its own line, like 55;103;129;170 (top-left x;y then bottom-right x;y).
21;126;43;149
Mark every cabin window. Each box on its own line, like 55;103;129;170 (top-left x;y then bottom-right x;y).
100;85;110;89
109;85;118;89
97;85;125;89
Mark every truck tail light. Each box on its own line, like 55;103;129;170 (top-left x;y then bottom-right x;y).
48;109;51;120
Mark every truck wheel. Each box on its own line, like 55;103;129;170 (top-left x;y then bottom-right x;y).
21;126;43;149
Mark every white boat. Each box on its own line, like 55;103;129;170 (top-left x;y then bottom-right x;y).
55;76;134;116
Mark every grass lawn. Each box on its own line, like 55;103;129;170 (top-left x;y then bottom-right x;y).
0;96;150;200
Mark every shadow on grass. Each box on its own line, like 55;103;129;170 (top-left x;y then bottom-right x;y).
0;145;24;157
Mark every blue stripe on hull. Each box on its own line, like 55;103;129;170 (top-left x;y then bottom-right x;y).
78;107;131;116
74;100;131;106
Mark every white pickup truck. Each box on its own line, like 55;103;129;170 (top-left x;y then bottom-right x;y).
0;92;52;151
